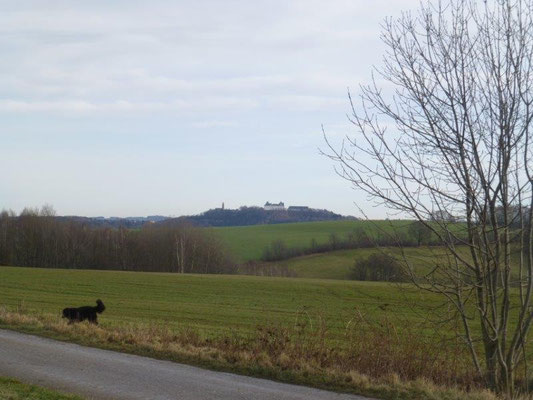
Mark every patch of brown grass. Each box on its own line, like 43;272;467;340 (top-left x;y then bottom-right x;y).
0;306;506;400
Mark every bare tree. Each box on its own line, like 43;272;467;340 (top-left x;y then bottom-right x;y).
324;0;533;395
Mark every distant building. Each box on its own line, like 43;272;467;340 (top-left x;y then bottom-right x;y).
288;206;309;212
264;201;285;211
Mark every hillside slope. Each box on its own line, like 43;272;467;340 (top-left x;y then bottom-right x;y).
213;219;412;262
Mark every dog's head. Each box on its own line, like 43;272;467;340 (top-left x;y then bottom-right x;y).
95;299;105;313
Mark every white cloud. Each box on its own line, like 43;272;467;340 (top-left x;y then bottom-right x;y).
0;1;413;110
190;120;238;129
268;95;345;111
0;98;258;114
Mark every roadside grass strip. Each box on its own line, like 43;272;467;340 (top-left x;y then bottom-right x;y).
0;377;82;400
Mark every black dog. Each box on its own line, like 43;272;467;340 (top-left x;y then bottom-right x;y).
62;299;105;325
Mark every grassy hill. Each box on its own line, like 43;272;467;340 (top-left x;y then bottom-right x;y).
249;244;523;281
273;247;443;280
213;219;413;262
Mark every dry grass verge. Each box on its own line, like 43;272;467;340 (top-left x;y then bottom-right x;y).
0;306;509;400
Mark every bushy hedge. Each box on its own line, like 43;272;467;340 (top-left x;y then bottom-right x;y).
349;253;408;282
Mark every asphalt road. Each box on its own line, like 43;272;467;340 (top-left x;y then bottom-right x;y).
0;329;372;400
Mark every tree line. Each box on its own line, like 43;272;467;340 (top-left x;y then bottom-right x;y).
166;206;345;227
0;206;235;274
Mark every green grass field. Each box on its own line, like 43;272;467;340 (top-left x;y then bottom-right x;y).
213;219;414;262
0;377;82;400
276;247;444;280
0;266;435;339
274;244;523;281
0;266;505;399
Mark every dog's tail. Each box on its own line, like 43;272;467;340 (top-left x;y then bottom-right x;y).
95;299;106;314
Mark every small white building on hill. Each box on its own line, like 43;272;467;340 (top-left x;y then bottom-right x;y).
264;201;285;211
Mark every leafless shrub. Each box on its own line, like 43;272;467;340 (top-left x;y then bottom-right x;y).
349;253;408;282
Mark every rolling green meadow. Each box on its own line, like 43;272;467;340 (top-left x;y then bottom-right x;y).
213;219;414;262
211;219;469;281
275;247;446;280
0;266;435;338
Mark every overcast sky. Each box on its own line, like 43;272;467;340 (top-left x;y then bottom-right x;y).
1;0;419;218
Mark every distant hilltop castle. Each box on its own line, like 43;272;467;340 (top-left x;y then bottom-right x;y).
264;201;310;212
264;201;285;211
